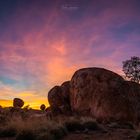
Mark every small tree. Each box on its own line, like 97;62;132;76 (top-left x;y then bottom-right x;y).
122;56;140;83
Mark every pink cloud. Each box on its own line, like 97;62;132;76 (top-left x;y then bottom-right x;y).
0;0;140;101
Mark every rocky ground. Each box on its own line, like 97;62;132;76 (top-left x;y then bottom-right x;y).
0;123;139;140
63;124;138;140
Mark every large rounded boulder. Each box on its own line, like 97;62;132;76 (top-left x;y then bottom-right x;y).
48;81;71;115
70;67;140;122
13;98;24;108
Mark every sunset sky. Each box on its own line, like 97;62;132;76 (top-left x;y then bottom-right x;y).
0;0;140;109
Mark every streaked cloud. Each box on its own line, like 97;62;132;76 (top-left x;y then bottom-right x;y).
0;0;140;108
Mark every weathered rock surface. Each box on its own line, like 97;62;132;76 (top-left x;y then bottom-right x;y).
70;68;140;122
48;81;71;115
48;67;140;123
13;98;24;108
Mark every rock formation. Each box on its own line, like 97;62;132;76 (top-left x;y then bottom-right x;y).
70;68;140;123
13;98;24;108
40;104;46;111
48;81;71;115
48;67;140;123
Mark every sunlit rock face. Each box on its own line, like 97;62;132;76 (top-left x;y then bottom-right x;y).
48;67;140;123
70;67;140;123
48;81;71;115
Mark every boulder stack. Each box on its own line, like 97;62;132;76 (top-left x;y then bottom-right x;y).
48;67;140;123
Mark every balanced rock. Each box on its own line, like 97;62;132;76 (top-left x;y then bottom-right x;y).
13;98;24;108
70;67;140;123
48;81;71;115
40;104;46;111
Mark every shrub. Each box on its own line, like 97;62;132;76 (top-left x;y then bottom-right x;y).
0;127;17;137
64;120;85;132
0;114;7;124
136;133;140;140
83;121;99;131
36;132;55;140
50;126;67;139
119;122;134;129
16;130;36;140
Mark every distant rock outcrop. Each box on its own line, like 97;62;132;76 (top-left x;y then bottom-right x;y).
13;98;24;108
48;67;140;123
40;104;46;111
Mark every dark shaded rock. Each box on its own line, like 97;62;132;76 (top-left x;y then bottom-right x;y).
40;104;46;111
13;98;24;108
48;81;71;115
45;107;52;118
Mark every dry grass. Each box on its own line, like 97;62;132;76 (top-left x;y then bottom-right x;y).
0;114;67;139
0;108;100;140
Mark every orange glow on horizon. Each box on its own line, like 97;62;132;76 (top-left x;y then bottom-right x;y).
0;99;49;110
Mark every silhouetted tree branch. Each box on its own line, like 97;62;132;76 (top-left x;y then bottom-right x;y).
123;56;140;83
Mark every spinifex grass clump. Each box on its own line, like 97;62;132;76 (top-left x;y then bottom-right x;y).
16;129;36;140
0;126;17;137
0;114;7;124
136;133;140;140
7;116;67;140
49;126;67;139
64;120;85;132
81;117;99;131
36;132;55;140
62;116;100;132
83;121;99;131
0;110;101;140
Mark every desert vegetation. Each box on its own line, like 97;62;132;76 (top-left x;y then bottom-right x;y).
0;103;102;140
0;109;138;140
0;101;139;140
0;97;100;140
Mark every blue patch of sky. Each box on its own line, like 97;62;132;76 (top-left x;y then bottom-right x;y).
109;22;140;41
0;76;17;85
0;75;39;92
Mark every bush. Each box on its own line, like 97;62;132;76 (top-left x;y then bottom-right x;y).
0;115;7;124
119;122;134;129
36;133;55;140
136;133;140;140
0;127;17;137
16;130;36;140
64;121;85;132
83;121;99;131
50;126;67;139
